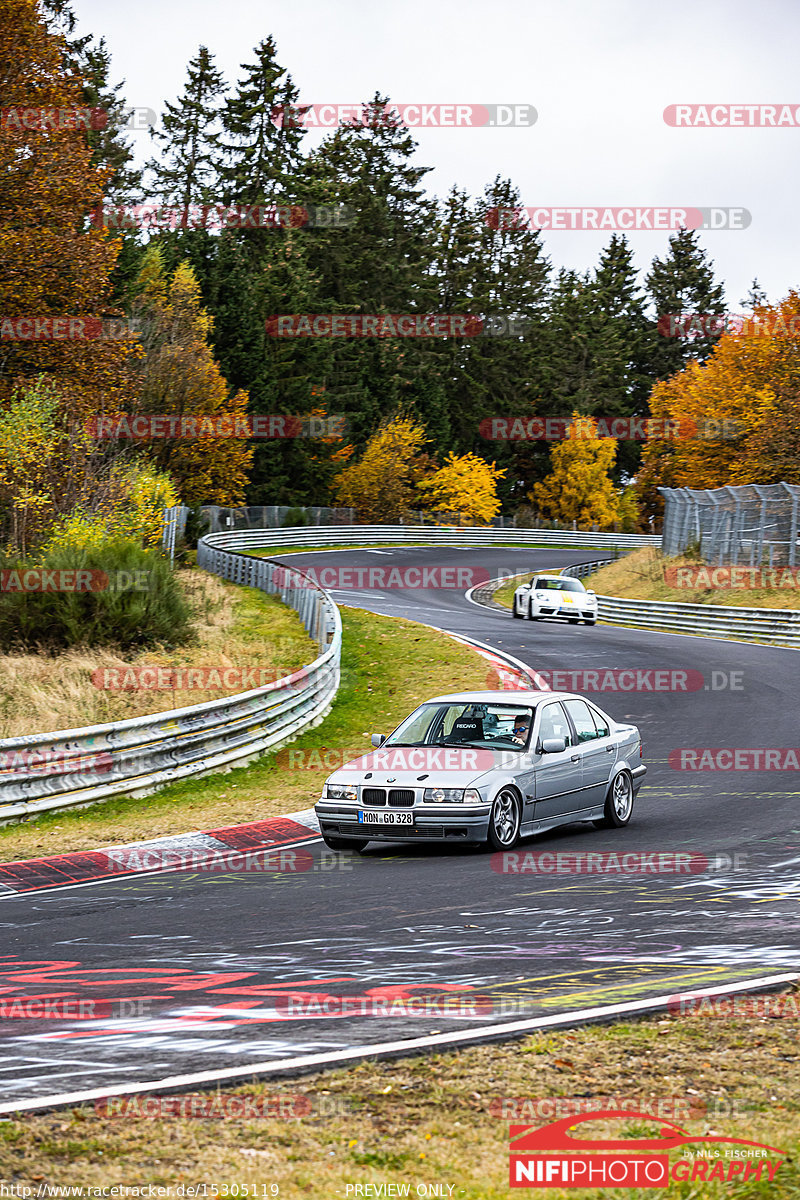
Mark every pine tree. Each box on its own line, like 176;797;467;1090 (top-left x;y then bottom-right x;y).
146;46;227;217
41;0;142;202
645;228;726;381
219;37;306;207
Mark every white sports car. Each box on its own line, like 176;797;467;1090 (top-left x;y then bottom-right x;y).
513;573;598;625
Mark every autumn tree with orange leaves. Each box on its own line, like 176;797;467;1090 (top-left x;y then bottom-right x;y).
0;0;140;546
637;291;800;523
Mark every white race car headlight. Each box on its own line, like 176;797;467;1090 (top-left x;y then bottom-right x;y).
323;783;358;801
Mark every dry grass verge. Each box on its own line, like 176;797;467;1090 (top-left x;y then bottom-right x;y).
1;998;798;1196
0;572;312;738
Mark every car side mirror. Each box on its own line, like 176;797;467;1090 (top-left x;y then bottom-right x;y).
371;733;386;747
540;736;567;754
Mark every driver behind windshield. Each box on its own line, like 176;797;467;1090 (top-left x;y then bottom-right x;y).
511;712;531;744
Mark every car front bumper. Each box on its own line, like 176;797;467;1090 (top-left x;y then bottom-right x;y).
315;802;492;843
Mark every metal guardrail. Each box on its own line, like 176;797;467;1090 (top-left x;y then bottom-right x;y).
559;560;800;648
0;553;341;823
206;525;658;551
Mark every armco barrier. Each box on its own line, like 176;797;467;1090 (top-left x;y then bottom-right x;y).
0;555;341;823
199;524;658;552
558;560;800;648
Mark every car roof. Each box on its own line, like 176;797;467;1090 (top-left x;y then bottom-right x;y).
423;690;591;704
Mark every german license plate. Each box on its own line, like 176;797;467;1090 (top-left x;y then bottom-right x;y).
358;810;414;825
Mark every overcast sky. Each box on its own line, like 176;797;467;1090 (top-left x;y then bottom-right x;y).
71;0;799;309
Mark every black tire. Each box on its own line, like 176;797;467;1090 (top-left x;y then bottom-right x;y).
528;601;540;621
567;617;579;624
583;618;597;626
592;770;634;828
321;834;369;852
486;787;522;850
512;602;524;619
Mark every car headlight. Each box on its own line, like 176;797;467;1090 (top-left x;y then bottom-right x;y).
323;783;358;801
424;787;464;803
423;787;483;804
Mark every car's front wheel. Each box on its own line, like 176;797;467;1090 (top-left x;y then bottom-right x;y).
593;770;634;828
528;601;540;621
583;617;597;626
321;834;369;852
487;788;521;849
512;599;524;619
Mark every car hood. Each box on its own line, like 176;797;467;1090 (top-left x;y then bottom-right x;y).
324;746;528;789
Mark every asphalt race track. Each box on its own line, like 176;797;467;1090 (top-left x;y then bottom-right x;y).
2;545;799;1109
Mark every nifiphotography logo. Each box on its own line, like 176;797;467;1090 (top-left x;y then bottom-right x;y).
508;1109;786;1188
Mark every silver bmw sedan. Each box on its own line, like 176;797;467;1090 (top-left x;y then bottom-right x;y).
315;690;646;852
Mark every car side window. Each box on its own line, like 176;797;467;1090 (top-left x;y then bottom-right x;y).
563;699;600;742
537;702;572;748
587;704;610;738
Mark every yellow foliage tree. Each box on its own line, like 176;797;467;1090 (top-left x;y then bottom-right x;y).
416;452;505;526
128;249;253;506
532;413;619;529
333;415;430;522
41;462;179;552
638;290;800;520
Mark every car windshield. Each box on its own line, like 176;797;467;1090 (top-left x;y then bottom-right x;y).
533;577;585;592
384;702;535;750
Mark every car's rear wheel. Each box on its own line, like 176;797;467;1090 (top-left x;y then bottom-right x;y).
593;770;634;828
321;834;368;852
487;788;521;849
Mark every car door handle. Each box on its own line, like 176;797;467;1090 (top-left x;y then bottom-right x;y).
570;754;580;762
606;745;614;752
